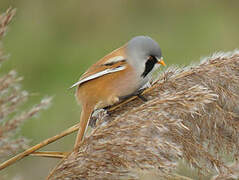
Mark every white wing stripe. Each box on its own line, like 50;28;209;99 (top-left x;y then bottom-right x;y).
70;66;126;89
103;56;125;65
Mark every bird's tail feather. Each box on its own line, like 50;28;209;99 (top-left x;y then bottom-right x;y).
74;104;94;151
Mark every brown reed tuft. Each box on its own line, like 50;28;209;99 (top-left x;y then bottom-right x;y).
48;50;239;179
0;8;52;161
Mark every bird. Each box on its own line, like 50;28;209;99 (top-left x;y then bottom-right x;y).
70;36;166;151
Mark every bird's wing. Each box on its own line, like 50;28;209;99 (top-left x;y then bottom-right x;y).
70;56;127;89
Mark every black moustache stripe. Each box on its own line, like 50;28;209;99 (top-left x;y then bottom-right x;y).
141;56;158;78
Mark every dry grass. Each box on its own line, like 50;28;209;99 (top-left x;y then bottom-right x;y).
0;7;51;163
48;50;239;179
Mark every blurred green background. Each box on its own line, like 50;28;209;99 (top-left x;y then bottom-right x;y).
1;0;239;179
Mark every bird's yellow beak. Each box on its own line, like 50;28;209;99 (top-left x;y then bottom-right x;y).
157;57;166;66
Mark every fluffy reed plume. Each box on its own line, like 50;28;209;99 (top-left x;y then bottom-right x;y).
0;8;51;161
48;51;239;179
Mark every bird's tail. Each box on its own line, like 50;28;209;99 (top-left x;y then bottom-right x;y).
74;104;94;151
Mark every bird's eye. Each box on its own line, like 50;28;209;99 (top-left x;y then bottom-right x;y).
147;56;157;63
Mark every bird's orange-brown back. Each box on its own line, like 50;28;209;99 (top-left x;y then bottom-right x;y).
79;45;127;83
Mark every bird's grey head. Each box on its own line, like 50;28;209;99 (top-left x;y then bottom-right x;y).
126;36;162;61
126;36;163;77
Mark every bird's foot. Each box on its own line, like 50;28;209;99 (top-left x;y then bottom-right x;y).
137;93;148;102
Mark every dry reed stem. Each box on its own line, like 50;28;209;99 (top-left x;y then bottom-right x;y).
30;151;69;158
0;120;76;170
48;50;239;179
